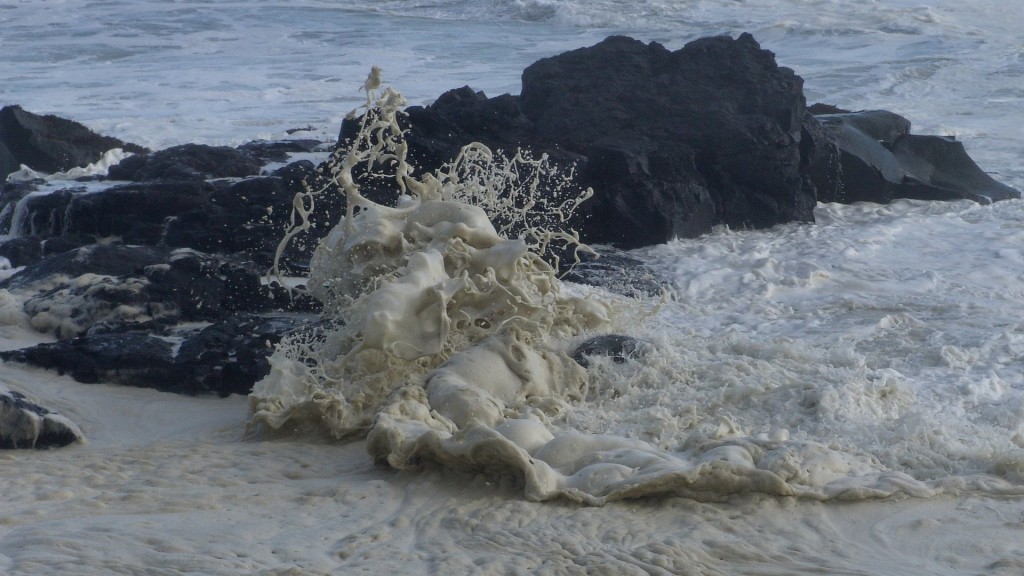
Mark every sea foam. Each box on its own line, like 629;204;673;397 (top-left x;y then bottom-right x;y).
248;74;1024;504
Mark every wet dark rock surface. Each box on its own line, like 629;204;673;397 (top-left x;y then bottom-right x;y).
1;314;314;397
571;335;651;369
0;105;147;181
0;390;84;449
813;110;1019;204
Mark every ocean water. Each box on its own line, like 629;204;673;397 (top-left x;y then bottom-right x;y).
3;0;1024;574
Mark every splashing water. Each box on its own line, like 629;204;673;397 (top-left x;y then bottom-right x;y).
248;72;1024;505
248;70;607;459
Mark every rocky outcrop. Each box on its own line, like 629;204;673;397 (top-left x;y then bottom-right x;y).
0;235;42;268
2;242;317;338
0;314;313;396
0;236;320;400
162;160;339;270
362;35;1018;250
0;160;328;270
106;143;261;181
375;34;822;249
0;105;147;181
812;110;1019;204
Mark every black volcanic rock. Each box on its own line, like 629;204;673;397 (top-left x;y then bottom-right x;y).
172;313;315;396
163;160;331;269
0;242;170;292
10;244;315;338
65;180;214;244
813;110;1020;204
1;163;319;270
0;105;148;181
107;143;261;181
0;187;77;238
1;313;315;396
523;33;821;243
0;178;43;233
562;245;666;297
354;34;1017;249
0;390;83;449
890;133;1020;203
380;34;819;249
3;332;178;387
571;335;650;369
0;235;42;268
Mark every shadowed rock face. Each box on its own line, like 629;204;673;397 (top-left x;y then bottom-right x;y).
813;110;1020;204
358;35;1018;250
351;33;821;249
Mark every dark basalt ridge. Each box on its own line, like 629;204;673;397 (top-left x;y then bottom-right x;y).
0;105;147;181
0;314;314;397
812;109;1019;204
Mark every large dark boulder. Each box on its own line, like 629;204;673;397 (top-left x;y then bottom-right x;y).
524;33;820;244
107;143;261;181
0;105;147;181
383;34;819;249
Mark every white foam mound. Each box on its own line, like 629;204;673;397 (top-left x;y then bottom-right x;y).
247;72;1022;505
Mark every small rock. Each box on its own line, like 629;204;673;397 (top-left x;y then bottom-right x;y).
0;390;84;449
571;334;650;368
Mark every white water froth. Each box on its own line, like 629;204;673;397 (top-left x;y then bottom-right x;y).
246;79;1024;504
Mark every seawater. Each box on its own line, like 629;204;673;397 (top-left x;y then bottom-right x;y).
3;0;1024;500
2;0;1022;190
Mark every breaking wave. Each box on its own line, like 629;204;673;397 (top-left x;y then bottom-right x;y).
247;72;1024;505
